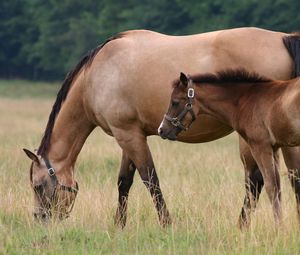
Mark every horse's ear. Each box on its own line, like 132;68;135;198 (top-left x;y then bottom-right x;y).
180;72;188;87
23;148;40;164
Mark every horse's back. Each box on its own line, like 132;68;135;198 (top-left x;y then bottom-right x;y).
211;27;292;78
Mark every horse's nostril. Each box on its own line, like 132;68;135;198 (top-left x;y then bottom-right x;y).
158;129;168;139
33;211;49;220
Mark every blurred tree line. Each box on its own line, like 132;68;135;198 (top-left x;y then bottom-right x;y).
1;0;299;80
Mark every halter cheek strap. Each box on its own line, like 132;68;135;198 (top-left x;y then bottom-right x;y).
164;80;196;131
43;158;79;216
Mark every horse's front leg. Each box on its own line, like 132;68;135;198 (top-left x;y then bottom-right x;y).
238;137;264;229
250;143;282;225
281;147;300;223
113;128;171;226
115;151;136;228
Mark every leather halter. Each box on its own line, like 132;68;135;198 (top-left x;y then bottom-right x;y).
164;79;196;131
43;157;79;216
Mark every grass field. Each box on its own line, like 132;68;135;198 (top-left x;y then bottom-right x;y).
1;80;300;254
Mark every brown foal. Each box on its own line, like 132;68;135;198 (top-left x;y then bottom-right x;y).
159;70;300;226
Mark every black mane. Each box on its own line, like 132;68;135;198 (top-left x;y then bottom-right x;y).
173;68;271;88
37;33;123;156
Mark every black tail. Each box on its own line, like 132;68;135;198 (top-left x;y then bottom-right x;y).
283;33;300;77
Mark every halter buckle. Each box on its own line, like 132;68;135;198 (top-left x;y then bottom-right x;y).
171;118;180;127
188;88;194;98
48;168;55;176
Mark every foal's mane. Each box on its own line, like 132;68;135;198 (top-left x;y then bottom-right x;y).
37;33;123;156
173;69;271;88
192;69;271;84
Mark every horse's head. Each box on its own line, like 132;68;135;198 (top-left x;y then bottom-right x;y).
23;149;78;222
158;72;199;140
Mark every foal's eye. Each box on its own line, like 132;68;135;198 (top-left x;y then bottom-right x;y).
171;100;179;107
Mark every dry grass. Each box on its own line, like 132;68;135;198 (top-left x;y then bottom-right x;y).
1;80;300;254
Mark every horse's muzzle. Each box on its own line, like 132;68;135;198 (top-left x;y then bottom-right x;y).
158;127;177;141
33;211;51;222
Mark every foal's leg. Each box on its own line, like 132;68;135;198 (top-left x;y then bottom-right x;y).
113;128;171;226
115;151;136;228
281;147;300;222
238;137;264;228
250;144;282;225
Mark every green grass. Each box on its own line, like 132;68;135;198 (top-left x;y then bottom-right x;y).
0;79;60;98
1;80;300;254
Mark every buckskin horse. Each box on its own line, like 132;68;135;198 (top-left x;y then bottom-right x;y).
23;27;300;228
159;69;300;226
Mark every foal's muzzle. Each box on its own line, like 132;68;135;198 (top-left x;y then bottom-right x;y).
158;122;180;141
163;102;196;132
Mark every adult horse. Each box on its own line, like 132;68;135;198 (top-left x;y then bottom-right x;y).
24;27;300;227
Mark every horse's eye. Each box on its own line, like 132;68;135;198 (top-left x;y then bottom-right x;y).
172;100;179;107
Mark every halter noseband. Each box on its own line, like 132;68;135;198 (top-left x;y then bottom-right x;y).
164;79;196;131
43;157;79;216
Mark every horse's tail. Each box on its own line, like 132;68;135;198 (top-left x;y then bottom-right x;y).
283;33;300;77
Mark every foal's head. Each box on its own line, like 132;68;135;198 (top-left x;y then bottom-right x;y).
23;149;78;222
158;72;199;140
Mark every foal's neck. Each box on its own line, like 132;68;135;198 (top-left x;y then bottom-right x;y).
195;82;253;127
47;81;95;180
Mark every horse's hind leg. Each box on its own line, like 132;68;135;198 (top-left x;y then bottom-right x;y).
113;128;171;226
282;147;300;223
115;151;136;228
250;144;282;225
238;137;264;228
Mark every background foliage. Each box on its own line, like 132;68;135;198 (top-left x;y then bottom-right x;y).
1;0;300;80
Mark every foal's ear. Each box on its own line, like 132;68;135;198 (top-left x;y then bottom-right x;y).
180;72;189;87
23;148;40;164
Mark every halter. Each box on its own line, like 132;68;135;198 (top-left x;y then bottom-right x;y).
164;79;196;131
43;157;79;217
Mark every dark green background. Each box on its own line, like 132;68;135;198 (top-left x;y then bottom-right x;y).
1;0;299;80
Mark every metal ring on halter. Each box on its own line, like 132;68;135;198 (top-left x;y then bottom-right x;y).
185;103;192;109
188;88;194;98
48;167;55;176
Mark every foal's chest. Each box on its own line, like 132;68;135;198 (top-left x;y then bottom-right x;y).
269;102;300;147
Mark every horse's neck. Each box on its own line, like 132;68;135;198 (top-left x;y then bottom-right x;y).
47;83;95;177
196;84;245;127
